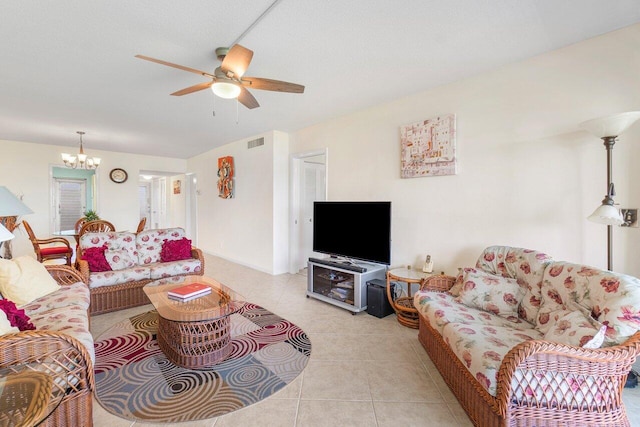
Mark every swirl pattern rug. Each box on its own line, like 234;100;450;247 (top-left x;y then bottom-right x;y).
94;303;311;423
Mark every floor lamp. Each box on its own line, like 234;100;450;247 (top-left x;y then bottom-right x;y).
0;186;33;259
580;111;640;271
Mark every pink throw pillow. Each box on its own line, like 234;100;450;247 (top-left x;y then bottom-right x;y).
0;299;36;331
81;245;112;272
160;238;192;262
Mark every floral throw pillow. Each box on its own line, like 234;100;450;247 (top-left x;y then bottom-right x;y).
160;238;192;262
105;248;136;271
81;245;111;272
543;310;606;349
0;299;35;331
456;268;525;320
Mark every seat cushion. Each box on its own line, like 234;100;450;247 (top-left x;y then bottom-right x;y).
148;259;202;280
22;282;90;316
40;246;71;255
88;266;150;289
442;322;543;396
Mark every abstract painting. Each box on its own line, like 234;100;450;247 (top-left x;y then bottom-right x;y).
400;114;457;178
217;156;234;198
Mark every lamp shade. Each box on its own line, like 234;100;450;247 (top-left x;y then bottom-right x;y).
0;223;14;243
580;111;640;138
211;81;241;99
588;204;624;226
0;186;33;216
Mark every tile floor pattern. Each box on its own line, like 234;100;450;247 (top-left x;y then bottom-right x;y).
89;254;640;427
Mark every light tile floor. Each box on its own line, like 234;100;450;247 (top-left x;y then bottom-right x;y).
89;254;640;426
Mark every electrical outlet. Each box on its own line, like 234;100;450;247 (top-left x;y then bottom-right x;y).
621;209;638;228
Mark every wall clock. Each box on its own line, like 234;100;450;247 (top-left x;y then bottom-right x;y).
109;168;128;184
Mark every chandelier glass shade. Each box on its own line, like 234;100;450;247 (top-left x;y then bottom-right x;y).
61;131;101;169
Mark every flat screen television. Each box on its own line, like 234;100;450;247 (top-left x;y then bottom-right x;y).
313;201;391;265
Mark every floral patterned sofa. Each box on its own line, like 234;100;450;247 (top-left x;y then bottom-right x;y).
414;245;640;427
77;227;204;315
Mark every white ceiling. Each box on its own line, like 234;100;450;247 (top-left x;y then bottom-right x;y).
2;0;639;159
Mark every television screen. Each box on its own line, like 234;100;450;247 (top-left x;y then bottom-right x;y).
313;201;391;265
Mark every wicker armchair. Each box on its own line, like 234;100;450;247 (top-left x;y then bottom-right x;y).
22;220;73;266
0;265;94;427
136;217;147;233
77;219;115;240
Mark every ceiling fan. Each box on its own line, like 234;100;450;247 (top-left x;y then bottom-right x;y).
135;44;304;109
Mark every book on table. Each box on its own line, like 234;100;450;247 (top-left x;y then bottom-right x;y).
167;283;212;300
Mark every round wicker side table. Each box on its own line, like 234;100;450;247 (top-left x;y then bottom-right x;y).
386;268;432;328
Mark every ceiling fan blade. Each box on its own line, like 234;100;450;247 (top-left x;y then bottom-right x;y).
171;81;213;96
135;54;214;78
237;87;260;109
220;44;253;79
241;77;305;93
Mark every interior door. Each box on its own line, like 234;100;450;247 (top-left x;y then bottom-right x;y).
138;182;151;227
301;160;326;269
54;178;86;232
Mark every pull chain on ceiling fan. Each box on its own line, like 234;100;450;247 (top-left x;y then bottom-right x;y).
135;0;304;110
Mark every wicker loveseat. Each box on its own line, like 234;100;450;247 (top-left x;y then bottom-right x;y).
0;265;94;427
77;227;204;315
415;245;640;427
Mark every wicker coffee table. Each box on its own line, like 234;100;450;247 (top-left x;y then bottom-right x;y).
143;275;245;369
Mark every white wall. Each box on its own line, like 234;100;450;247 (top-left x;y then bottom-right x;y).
1;139;187;257
289;23;640;277
187;131;290;275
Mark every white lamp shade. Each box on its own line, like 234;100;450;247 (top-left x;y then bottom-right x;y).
0;186;33;216
587;204;624;226
211;81;241;99
580;111;640;138
0;223;14;243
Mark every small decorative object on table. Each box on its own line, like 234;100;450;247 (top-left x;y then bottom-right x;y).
167;282;212;301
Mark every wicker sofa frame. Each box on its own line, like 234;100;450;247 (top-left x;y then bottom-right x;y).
418;275;640;427
77;247;205;315
0;265;94;427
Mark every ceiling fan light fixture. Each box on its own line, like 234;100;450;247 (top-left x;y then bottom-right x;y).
211;81;241;99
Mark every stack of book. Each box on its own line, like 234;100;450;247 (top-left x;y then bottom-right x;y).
168;283;211;301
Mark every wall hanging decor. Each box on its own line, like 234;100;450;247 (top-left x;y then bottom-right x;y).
173;179;181;195
217;156;234;198
400;114;457;178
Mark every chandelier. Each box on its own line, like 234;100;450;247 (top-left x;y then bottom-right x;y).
61;131;101;169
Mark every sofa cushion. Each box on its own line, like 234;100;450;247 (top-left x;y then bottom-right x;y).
82;245;111;272
456;268;525;320
414;291;531;335
0;309;18;335
0;299;35;331
80;231;137;266
542;310;606;349
105;248;137;271
475;246;552;324
538;261;640;345
0;256;61;305
160;237;192;262
136;228;187;265
442;322;543;396
28;304;95;363
88;266;150;289
148;259;203;280
21;282;90;316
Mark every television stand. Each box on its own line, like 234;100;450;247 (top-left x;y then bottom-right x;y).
306;258;387;313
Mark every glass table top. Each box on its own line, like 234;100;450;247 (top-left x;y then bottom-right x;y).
143;275;245;322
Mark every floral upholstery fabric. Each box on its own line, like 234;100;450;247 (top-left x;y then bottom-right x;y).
537;261;640;345
475;246;552;325
414;291;530;335
442;322;543;396
542;310;606;348
455;268;525;320
136;228;187;265
148;259;203;280
88;266;150;289
80;231;137;263
105;248;137;271
21;282;90;316
28;304;94;363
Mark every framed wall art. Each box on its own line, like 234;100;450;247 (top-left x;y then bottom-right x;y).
173;179;181;195
400;113;457;178
217;156;234;198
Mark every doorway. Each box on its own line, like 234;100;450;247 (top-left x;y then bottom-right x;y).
289;149;327;273
50;166;96;233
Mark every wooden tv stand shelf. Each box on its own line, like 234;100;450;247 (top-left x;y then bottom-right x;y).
306;258;386;313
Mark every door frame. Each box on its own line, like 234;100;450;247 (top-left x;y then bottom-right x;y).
289;148;328;274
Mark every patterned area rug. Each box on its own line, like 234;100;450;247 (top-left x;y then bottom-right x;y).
94;303;311;423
